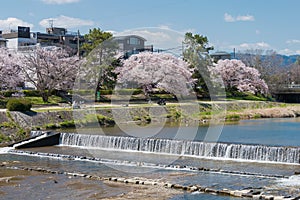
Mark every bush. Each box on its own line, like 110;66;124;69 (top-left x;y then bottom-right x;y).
23;90;41;97
59;120;75;128
0;132;11;143
80;114;115;126
99;90;113;95
0;99;7;109
0;90;17;98
226;114;240;121
113;89;143;95
6;98;32;112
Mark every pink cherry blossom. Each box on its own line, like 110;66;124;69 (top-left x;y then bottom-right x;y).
213;59;269;95
18;46;81;102
0;48;23;89
115;52;194;96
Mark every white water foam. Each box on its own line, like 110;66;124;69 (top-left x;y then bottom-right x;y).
59;132;300;164
13;133;47;148
0;147;14;154
277;175;300;186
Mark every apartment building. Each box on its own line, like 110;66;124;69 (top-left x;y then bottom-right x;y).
0;26;84;54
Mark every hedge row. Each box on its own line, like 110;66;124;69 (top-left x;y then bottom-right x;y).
0;99;7;109
0;89;170;101
72;89;143;96
0;91;17;98
0;90;58;97
6;99;32;112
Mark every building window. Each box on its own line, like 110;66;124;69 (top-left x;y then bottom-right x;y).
129;37;140;45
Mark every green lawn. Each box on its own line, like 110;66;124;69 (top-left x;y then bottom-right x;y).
25;95;64;105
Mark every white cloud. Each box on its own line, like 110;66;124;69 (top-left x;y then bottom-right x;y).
106;30;117;35
41;0;80;4
0;17;34;30
224;13;255;22
255;30;260;35
286;39;300;44
39;15;94;29
230;42;271;50
236;15;255;21
256;42;270;48
224;13;235;22
278;48;300;56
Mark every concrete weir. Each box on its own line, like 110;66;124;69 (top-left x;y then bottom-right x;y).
12;132;60;149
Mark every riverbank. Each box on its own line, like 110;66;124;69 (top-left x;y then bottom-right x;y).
0;100;299;145
224;103;300;120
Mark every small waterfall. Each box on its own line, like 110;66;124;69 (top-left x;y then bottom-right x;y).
30;131;49;138
60;133;300;164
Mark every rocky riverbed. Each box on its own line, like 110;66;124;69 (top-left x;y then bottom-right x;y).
0;167;182;200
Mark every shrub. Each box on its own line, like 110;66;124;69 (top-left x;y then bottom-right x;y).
96;114;115;125
23;90;41;97
226;114;240;121
0;99;7;109
0;132;11;143
80;114;115;126
0;90;17;97
59;120;75;128
6;98;32;112
99;90;113;95
45;123;58;129
113;89;143;95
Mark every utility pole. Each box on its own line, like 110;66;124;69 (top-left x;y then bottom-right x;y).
233;48;236;59
77;29;80;57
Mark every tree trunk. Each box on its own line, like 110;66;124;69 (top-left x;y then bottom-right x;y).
41;91;49;103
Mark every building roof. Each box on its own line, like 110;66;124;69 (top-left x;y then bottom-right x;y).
210;51;231;56
112;35;147;41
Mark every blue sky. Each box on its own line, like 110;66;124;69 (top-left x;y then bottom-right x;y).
1;0;300;55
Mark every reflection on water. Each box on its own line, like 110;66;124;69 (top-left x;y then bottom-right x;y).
16;145;300;177
60;118;300;146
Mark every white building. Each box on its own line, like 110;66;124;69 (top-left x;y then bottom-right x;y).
1;26;37;51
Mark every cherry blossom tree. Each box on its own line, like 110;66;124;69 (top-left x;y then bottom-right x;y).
0;48;23;90
19;47;81;102
236;49;284;92
213;59;269;95
115;52;194;97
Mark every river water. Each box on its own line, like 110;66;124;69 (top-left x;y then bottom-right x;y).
1;118;300;199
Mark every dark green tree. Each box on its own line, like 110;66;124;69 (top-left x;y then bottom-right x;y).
78;37;120;95
81;28;113;55
79;28;121;91
183;32;214;98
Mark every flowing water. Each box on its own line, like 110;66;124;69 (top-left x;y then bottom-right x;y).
1;118;300;199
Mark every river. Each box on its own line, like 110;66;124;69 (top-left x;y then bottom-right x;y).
1;118;300;199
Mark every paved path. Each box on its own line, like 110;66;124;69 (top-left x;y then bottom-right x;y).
0;100;267;113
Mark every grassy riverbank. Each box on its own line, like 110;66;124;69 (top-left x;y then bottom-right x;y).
0;100;299;145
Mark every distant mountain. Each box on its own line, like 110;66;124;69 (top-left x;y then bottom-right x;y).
280;54;299;66
230;53;300;67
